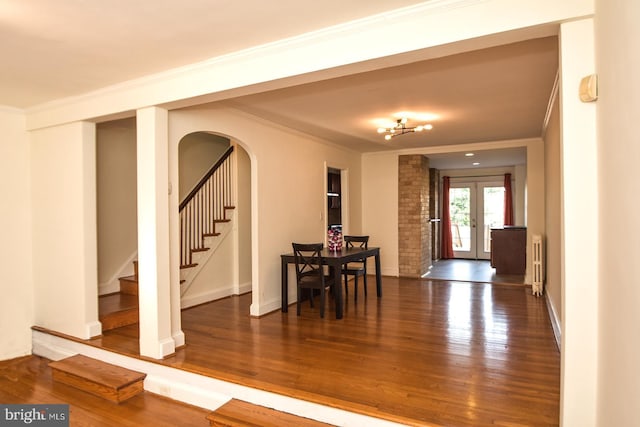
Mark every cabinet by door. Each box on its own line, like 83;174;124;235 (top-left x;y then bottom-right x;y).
491;227;526;275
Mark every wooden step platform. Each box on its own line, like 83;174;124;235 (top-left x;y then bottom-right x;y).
49;354;146;403
206;399;333;427
99;293;138;331
118;275;138;295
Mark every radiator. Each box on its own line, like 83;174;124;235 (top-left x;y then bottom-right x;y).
532;234;544;296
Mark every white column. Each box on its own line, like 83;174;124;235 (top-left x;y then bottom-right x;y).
137;107;175;359
559;18;598;427
167;117;184;348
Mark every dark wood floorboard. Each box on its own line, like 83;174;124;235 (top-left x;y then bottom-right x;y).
88;277;559;426
0;355;210;427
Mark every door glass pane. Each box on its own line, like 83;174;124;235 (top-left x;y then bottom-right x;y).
483;186;504;252
449;187;471;251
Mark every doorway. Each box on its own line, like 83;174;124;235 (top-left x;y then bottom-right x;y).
327;167;342;231
448;181;504;259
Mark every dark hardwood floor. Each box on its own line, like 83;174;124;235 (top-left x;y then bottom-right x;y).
85;276;560;426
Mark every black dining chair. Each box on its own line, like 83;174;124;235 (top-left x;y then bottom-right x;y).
292;243;335;318
342;235;369;301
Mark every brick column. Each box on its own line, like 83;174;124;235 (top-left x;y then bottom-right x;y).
398;155;431;277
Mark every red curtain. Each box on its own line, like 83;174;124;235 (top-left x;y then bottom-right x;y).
441;176;455;259
504;173;514;226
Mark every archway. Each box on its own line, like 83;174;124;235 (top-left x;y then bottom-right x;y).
176;132;252;311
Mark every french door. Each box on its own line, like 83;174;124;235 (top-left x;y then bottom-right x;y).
448;181;505;259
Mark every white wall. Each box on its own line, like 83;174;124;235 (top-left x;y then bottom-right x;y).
169;105;362;316
544;93;562;340
180;223;236;308
31;121;101;339
178;132;230;199
96;118;138;292
595;1;640;425
361;151;399;276
0;109;33;360
525;140;546;284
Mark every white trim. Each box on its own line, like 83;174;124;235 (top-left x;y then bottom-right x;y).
368;137;541;158
24;0;591;130
85;321;102;339
545;291;562;351
0;105;24;114
24;0;477;116
180;282;252;309
236;281;252;295
172;331;186;349
251;297;283;318
181;287;236;310
32;330;406;426
542;71;560;138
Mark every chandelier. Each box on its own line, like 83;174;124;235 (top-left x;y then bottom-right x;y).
377;117;433;140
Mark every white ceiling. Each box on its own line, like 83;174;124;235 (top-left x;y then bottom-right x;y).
1;0;558;169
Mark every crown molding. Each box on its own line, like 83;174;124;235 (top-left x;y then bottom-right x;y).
0;105;24;114
25;0;593;131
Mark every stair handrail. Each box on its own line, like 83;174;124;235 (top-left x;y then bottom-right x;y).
179;145;235;267
179;146;234;211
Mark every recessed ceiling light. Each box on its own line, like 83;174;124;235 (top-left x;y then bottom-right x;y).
472;162;480;166
465;153;474;157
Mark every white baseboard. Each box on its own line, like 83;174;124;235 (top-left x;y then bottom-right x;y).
250;297;283;317
181;287;234;309
172;330;186;348
180;282;251;310
545;291;562;351
31;329;405;426
85;321;102;339
236;281;252;295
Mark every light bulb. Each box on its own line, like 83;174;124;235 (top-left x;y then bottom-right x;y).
400;117;408;124
415;126;424;132
385;134;392;141
377;127;386;133
425;124;433;130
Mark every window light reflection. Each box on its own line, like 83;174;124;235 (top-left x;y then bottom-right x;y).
447;284;472;355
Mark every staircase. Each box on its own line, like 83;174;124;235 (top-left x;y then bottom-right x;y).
99;262;139;331
99;146;235;331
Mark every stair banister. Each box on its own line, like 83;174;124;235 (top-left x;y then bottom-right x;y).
179;146;234;267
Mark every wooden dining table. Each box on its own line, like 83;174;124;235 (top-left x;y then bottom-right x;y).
280;246;382;319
